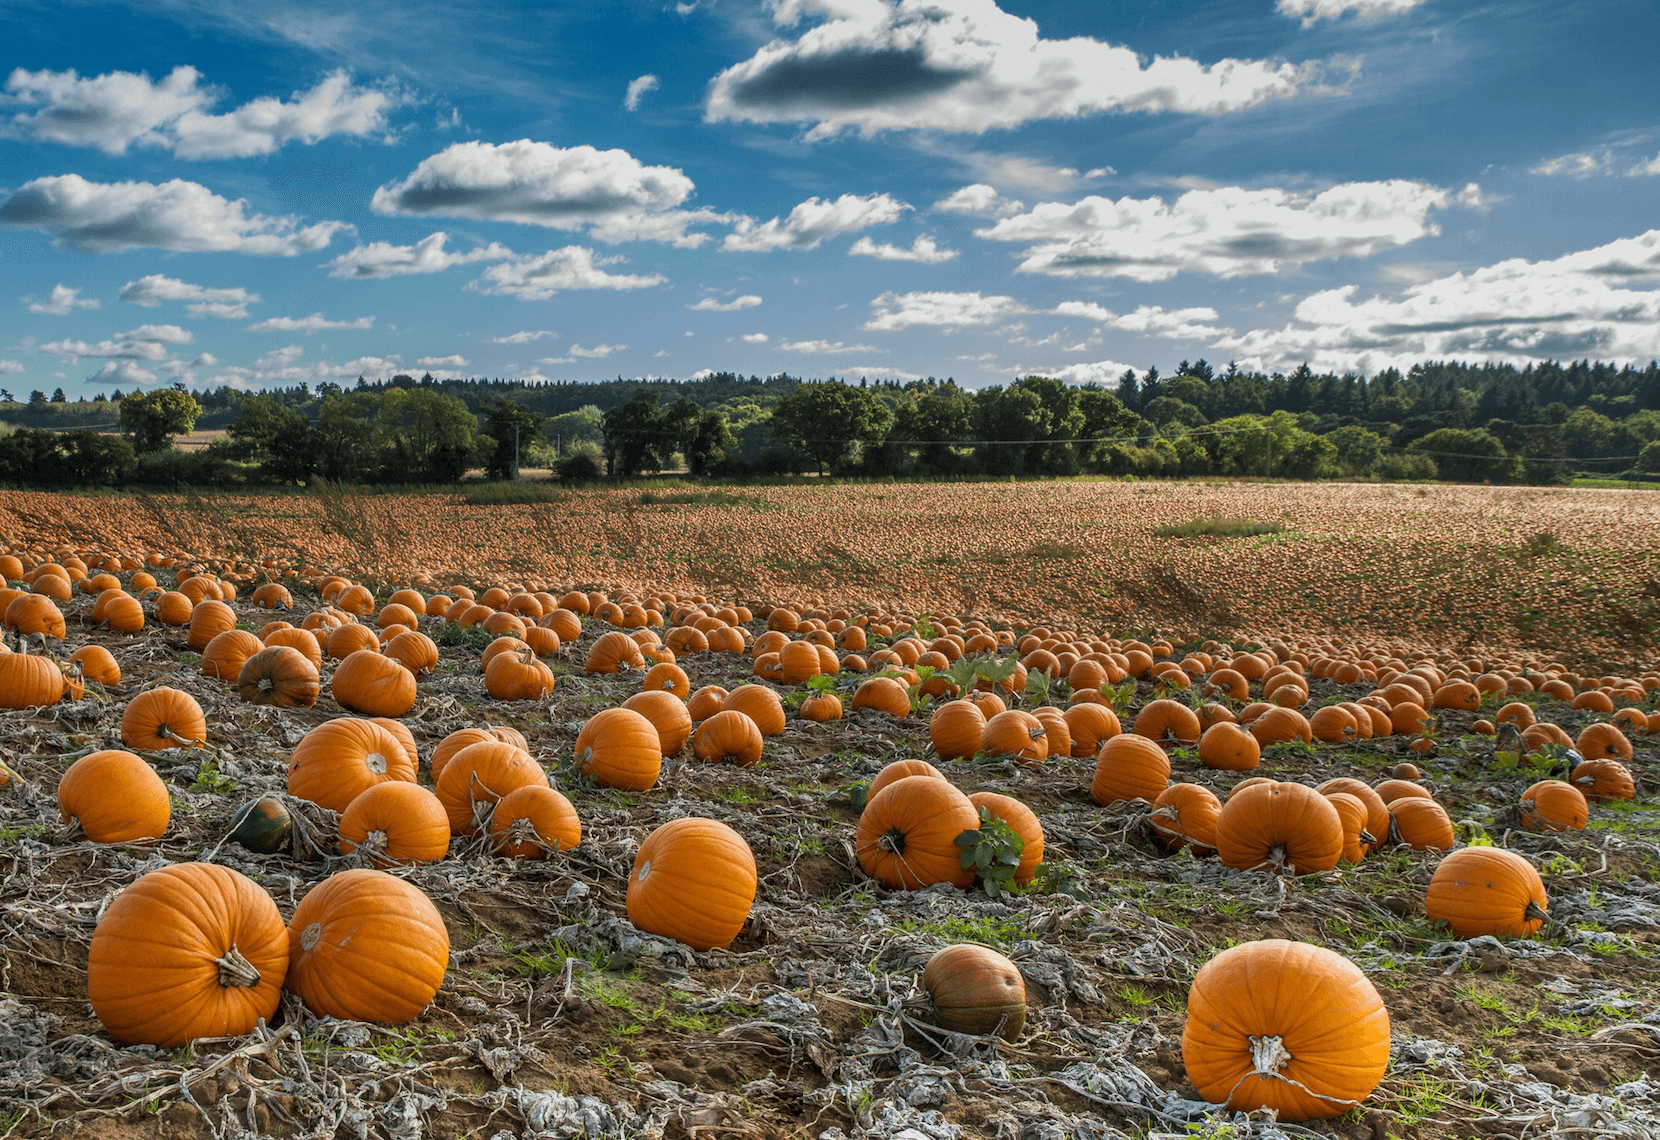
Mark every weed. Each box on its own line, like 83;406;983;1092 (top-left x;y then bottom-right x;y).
190;758;239;794
1153;517;1285;539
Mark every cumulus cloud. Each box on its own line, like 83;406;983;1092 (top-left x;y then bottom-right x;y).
490;329;558;344
723;193;907;251
741;332;769;343
1020;359;1138;386
39;323;193;361
467;246;666;300
1277;0;1427;27
415;354;469;369
189;301;252;319
372;139;721;247
0;174;349;255
121;324;194;344
0;360;25;374
189;353;218;367
326;231;515;278
86;360;158;386
933;183;1024;217
4;66;395;158
1054;301;1226;340
119;274;259;311
865;290;1029;330
624;74;660;111
849;234;958;262
1213;229;1660;374
204;345;412;389
568;343;625;358
1532;152;1607;178
248;313;375;333
689;294;762;311
26;284;100;314
706;0;1325;138
977;180;1456;281
779;339;880;354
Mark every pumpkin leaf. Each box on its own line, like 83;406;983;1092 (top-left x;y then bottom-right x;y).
957;810;1025;897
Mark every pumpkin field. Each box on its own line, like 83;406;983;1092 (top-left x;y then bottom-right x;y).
1;479;1659;1140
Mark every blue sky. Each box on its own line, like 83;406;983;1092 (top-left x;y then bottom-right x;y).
1;0;1657;396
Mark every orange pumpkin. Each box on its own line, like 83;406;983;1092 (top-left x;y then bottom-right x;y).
285;869;448;1024
58;749;169;843
1150;783;1222;851
339;781;450;866
628;818;757;950
332;649;417;717
575;707;663;790
435;740;548;833
855;775;979;890
622;690;694;755
489;785;581;858
121;686;206;749
288;718;417;813
1091;734;1171;804
1426;847;1548;938
1198;721;1261;771
968;791;1043;884
722;685;787;735
692;709;765;766
1214;781;1343;875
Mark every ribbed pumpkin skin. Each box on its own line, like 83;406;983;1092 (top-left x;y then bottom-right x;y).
1214;782;1343;875
0;652;64;709
622;690;694;755
339;782;451;866
930;700;987;761
1063;703;1121;757
265;627;323;669
1150;783;1222;850
285;869;449;1024
1324;792;1373;863
1571;759;1635;802
855;775;979;891
723;685;787;735
1091;734;1171;805
288;718;417;813
57;750;170;843
850;676;911;717
187;599;236;652
1134;699;1202;746
332;650;417;717
585;630;645;674
1198;722;1261;771
430;727;496;786
627;818;757;951
1426;848;1548;938
121;686;206;749
435;740;548;833
1374;778;1431;804
869;759;945;802
489;785;582;858
1387;797;1455;850
1183;939;1390;1121
981;710;1048;764
88;863;288;1047
692;709;765;767
923;943;1027;1039
236;645;320;708
576;708;663;789
1519;780;1588;832
202;629;263;680
800;692;843;721
70;644;121;685
1316;779;1390;849
968;792;1043;884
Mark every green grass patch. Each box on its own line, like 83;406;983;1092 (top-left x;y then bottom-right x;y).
1153;516;1285;539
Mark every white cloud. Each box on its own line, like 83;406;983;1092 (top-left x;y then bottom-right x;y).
1532;152;1607;178
326;230;514;278
0;360;25;374
415;354;469;370
467;246;666;300
1213;228;1660;374
26;284;100;314
119;275;260;312
38;323;191;360
836;365;926;381
86;360;158;386
689;368;717;380
189;353;218;367
204;346;413;389
1277;0;1427;27
689;294;763;311
624;74;660;111
121;324;194;344
568;343;625;358
779;339;881;354
978;180;1455;281
723;193;907;251
1635;152;1660;177
1021;359;1138;386
248;313;375;333
1054;301;1226;340
0;174;349;255
490;329;558;344
4;66;395;158
188;301;251;319
706;0;1325;138
372;139;719;247
741;332;769;343
849;234;958;262
933;183;1024;217
865;290;1029;330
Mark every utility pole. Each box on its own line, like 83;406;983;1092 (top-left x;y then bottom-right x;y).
514;423;520;485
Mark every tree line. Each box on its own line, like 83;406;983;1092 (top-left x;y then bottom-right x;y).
2;357;1658;489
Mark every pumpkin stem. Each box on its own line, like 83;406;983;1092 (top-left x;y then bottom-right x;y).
1248;1033;1294;1076
354;828;389;867
217;945;262;989
1525;900;1549;924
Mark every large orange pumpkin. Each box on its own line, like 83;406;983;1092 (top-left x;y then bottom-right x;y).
967;791;1043;884
121;686;206;749
288;718;417;813
627;818;757;950
856;775;978;890
1150;783;1221;851
332;649;417;717
435;740;549;833
929;699;986;761
575;707;663;789
1214;782;1342;875
489;785;581;858
722;684;787;735
57;749;170;843
1425;847;1548;938
338;781;451;866
236;645;321;708
1090;734;1171;804
691;709;765;767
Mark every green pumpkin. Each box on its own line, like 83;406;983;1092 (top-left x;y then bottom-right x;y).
228;795;292;854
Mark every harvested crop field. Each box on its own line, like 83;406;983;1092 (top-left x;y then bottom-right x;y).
0;481;1658;1140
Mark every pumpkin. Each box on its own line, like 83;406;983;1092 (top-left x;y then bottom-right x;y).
869;758;945;801
800;691;843;722
97;592;145;635
622;690;694;754
1325;792;1375;862
88;863;289;1047
121;686;206;749
430;727;495;784
850;675;911;718
1150;783;1222;851
856;775;979;890
1578;722;1634;763
576;707;663;789
722;684;787;735
929;700;987;761
6;593;66;638
436;740;548;832
1198;721;1261;771
1091;734;1171;805
1494;701;1536;728
229;795;292;854
57;750;170;843
152;591;193;626
686;684;728;721
1316;778;1390;847
288;718;417;813
1214;782;1343;875
332;649;417;717
968;791;1043;884
1571;758;1635;802
229;645;318;709
339;781;451;866
1063;703;1121;756
265;626;323;669
1392;762;1421;780
922;944;1027;1040
1518;780;1588;833
69;644;121;685
628;817;757;951
383;630;439;677
285;868;448;1024
1249;707;1312;746
1308;705;1357;743
1374;778;1431;804
0;649;66;709
1426;847;1548;938
324;623;380;661
981;710;1048;764
586;630;646;674
692;709;765;767
489;785;581;858
1134;699;1201;747
1432;681;1480;711
1183;939;1390;1120
484;645;555;701
186;599;236;652
1386;796;1455;850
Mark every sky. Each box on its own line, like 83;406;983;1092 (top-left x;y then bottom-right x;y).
1;0;1657;397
